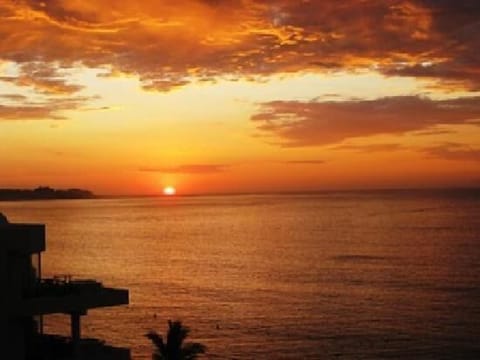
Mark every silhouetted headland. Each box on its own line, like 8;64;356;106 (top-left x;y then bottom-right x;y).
0;186;95;201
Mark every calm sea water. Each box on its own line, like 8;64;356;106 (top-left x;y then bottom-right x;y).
2;190;480;359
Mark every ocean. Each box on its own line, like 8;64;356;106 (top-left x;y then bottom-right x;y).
2;189;480;359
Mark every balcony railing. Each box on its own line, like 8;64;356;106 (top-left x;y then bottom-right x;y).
25;276;105;298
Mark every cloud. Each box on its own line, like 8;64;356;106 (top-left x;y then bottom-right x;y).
251;95;480;146
0;104;64;120
1;1;479;92
382;1;480;89
282;160;325;165
421;142;480;162
0;94;28;101
0;62;83;95
139;164;229;174
332;143;405;152
0;96;95;121
411;128;456;136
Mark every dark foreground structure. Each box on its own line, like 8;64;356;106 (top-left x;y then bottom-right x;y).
0;219;130;359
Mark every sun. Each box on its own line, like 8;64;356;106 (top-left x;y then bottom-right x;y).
163;186;176;196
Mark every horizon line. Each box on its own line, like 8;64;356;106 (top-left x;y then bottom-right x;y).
97;186;480;199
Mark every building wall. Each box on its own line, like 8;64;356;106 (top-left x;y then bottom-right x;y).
0;249;9;359
1;229;39;360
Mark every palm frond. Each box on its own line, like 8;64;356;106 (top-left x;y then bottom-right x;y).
145;330;167;357
182;342;207;360
166;320;189;356
147;320;206;359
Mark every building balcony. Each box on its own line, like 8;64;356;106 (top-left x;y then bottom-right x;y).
11;278;128;317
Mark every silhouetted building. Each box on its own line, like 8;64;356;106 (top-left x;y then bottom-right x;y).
0;221;130;359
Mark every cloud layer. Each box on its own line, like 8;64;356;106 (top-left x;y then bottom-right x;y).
1;0;479;93
251;96;480;146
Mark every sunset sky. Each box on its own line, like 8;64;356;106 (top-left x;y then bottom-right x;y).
1;0;479;195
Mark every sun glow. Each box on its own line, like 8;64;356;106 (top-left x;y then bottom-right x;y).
163;186;176;196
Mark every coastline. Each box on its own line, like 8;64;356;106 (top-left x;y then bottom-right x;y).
0;187;95;202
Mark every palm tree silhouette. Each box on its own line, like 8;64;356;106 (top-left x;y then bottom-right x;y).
146;320;206;360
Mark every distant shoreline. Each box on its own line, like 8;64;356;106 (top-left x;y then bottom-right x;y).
0;187;96;202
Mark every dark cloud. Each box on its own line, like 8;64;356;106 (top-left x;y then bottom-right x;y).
375;1;480;89
251;96;480;146
139;164;229;174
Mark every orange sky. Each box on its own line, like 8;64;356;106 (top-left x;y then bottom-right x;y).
1;0;479;195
